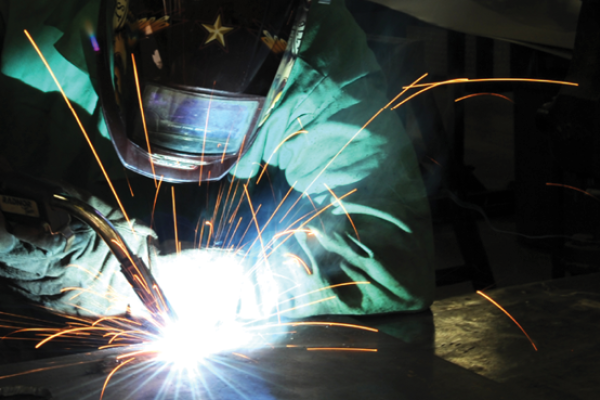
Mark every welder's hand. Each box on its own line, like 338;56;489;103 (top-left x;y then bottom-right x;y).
0;188;157;318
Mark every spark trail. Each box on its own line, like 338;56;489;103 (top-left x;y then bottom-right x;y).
24;30;134;232
476;291;538;351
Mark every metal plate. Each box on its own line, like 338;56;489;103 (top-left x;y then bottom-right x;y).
431;273;600;400
0;317;533;400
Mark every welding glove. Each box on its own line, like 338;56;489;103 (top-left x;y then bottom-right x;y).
0;186;158;318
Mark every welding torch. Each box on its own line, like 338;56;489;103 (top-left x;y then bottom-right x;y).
0;172;177;325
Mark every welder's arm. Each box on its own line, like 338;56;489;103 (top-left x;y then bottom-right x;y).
278;109;434;317
0;189;158;317
270;89;434;318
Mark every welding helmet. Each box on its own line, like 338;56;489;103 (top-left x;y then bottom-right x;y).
97;0;309;183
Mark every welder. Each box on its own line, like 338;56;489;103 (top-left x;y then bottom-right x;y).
0;0;434;321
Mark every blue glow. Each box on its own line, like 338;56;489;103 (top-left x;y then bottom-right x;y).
90;35;100;52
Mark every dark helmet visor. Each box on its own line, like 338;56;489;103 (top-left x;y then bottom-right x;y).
135;83;264;156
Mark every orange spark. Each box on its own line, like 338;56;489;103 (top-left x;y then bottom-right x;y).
268;189;358;258
0;325;43;332
391;82;448;111
406;77;578;89
171;186;180;254
216;182;235;240
98;344;128;350
35;327;109;348
259;162;277;202
256;129;308;184
24;30;134;231
392;77;577;110
225;216;243;248
221;129;233;163
116;349;159;360
279;281;371;304
199;219;206;249
206;221;214;247
232;352;255;362
243;184;280;320
222;179;241;226
246;296;337;325
108;329;154;344
100;357;135;400
284;253;312;275
324;183;359;241
243;181;298;255
243;185;267;260
277;209;317;237
65;264;103;281
153;284;167;314
278;192;304;224
427;156;442;167
0;361;95;380
455;92;514;103
3;328;61;340
265;181;297;228
92;317;141;327
476;290;538;351
546;183;600;201
194;218;201;248
62;286;110;302
260;321;378;333
131;53;157;186
199;81;216;186
123;168;135;197
151;176;164;229
211;184;226;237
306;348;377;352
111;239;152;294
235;205;261;250
226;185;245;227
225;180;245;226
133;275;152;295
273;229;314;239
304;193;327;233
300;73;430;197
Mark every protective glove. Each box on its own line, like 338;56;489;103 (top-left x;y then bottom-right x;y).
0;186;157;318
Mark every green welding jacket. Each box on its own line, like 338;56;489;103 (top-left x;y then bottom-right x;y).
0;0;434;317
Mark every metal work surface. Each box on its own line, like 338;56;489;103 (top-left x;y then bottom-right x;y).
0;319;531;400
431;273;600;400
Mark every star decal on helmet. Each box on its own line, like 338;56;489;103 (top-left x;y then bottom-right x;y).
202;14;234;48
261;30;287;54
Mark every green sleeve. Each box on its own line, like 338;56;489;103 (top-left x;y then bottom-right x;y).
0;0;121;189
270;82;435;317
236;0;435;317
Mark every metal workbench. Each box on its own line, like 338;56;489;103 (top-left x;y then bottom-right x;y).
431;272;600;400
0;320;528;400
0;273;597;399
